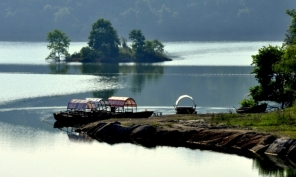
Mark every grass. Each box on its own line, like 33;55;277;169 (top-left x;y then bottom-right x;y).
92;105;296;139
207;105;296;138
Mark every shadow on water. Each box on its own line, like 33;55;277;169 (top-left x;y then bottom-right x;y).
78;63;165;97
48;118;296;176
0;63;166;113
3;108;296;177
253;154;296;177
55;126;94;143
48;62;70;74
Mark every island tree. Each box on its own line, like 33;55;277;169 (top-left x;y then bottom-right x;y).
46;29;71;61
88;19;120;58
129;29;166;61
66;19;169;62
129;29;146;52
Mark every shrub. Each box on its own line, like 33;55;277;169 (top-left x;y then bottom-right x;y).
240;98;257;107
80;46;100;61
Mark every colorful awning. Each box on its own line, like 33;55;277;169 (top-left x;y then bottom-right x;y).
67;99;96;110
108;96;137;108
86;98;110;107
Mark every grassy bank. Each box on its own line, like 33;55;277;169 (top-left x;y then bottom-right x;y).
98;105;296;139
209;106;296;138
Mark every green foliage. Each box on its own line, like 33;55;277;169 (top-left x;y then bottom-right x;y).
80;47;100;62
129;29;146;52
70;52;80;59
144;40;164;55
206;105;296;138
151;40;164;54
129;29;166;61
66;19;167;62
240;9;296;109
239;98;257;107
88;19;120;57
285;9;296;45
280;44;296;72
118;47;134;60
251;45;284;85
248;45;296;108
46;29;71;61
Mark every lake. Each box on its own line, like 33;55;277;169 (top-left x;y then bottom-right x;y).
1;41;294;177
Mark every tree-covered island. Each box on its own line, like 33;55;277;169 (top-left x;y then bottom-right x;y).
46;18;172;63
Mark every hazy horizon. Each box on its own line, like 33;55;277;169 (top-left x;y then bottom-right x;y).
1;0;295;42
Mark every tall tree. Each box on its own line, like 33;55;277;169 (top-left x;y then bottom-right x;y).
284;9;296;45
151;39;164;54
46;29;71;61
88;19;120;57
129;29;146;52
249;45;296;108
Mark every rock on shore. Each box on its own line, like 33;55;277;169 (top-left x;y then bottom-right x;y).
77;121;296;163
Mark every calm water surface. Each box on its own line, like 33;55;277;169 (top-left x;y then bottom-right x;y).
1;41;294;177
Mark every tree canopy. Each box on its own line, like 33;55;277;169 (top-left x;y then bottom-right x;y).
88;18;120;57
245;9;296;109
128;29;166;61
249;46;285;107
129;29;146;52
284;9;296;45
48;19;169;62
46;29;70;61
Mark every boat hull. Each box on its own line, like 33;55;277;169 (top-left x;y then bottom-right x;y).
175;107;197;114
53;111;111;124
236;104;267;114
53;111;154;127
110;111;154;118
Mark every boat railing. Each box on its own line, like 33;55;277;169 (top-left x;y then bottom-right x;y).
125;108;134;113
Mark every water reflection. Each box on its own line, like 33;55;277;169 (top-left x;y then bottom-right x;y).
57;126;94;143
80;63;120;75
78;63;165;95
48;62;70;74
119;64;164;93
3;111;296;177
1;63;258;112
253;156;286;176
51;121;296;177
252;155;296;177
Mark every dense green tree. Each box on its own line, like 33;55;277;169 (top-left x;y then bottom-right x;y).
151;40;164;54
80;46;100;61
129;29;146;52
284;9;296;45
46;29;70;61
88;19;120;57
249;45;296;108
280;44;296;71
144;40;164;55
144;40;154;54
129;29;166;60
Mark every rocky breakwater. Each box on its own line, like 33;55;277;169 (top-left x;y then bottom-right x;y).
77;120;296;167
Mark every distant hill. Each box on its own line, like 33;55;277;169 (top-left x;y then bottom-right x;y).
0;0;294;41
